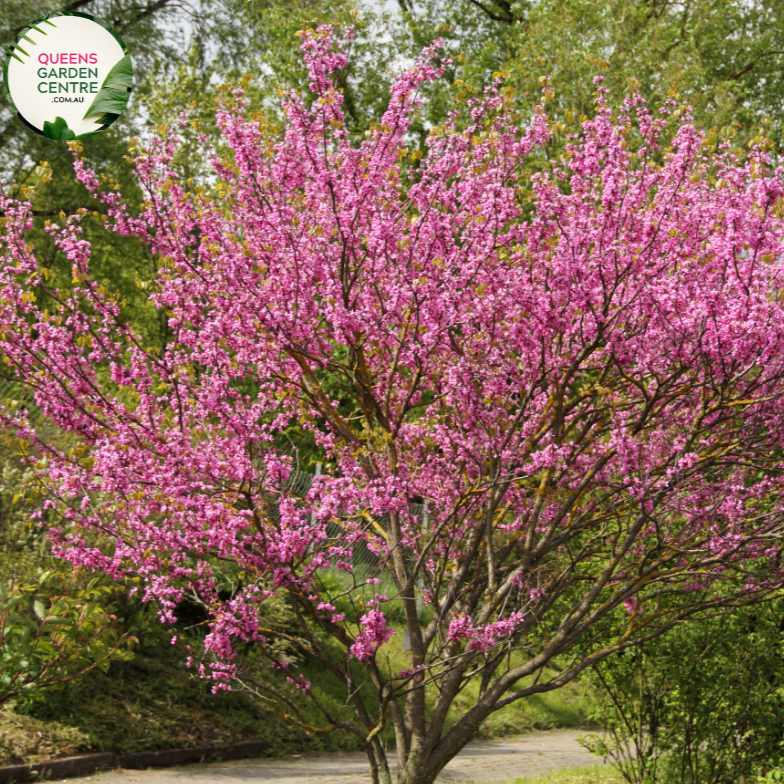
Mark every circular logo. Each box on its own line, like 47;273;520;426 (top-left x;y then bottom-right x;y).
3;12;133;140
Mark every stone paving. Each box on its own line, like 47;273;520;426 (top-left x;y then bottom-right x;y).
80;730;603;784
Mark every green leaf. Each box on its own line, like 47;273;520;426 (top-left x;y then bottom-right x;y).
102;54;133;89
83;602;102;618
7;615;36;628
75;129;106;140
83;91;130;121
83;54;133;120
2;596;22;611
42;116;76;141
33;599;45;619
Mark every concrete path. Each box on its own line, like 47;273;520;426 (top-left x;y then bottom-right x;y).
81;730;602;784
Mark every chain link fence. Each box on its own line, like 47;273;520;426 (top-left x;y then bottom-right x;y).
0;378;40;424
281;465;428;573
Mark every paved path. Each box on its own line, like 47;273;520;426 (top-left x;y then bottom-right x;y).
81;730;602;784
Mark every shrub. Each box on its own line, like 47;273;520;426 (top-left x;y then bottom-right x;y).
582;600;784;784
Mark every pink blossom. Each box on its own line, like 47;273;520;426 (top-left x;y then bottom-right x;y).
350;610;395;661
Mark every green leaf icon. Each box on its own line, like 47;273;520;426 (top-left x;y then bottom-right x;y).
42;116;76;140
102;53;133;88
83;53;132;121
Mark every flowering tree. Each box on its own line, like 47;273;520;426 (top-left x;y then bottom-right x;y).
2;26;784;784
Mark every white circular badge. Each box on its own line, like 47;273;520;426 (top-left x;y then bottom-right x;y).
3;12;133;140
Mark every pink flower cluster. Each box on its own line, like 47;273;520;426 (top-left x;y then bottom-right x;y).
448;612;525;653
350;610;396;661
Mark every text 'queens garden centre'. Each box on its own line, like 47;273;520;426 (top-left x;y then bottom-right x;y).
37;53;100;98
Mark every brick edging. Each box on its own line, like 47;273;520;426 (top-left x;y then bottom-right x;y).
0;739;270;783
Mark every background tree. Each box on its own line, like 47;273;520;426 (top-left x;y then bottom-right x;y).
388;0;784;151
1;0;194;352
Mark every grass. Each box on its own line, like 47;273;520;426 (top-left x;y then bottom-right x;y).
0;647;297;765
507;765;624;784
0;705;89;764
0;588;595;765
295;626;592;747
294;568;594;743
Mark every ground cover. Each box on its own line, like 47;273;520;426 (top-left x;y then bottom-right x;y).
509;767;623;784
0;613;591;765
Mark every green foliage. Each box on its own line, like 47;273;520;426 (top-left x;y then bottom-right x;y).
231;0;784;153
456;0;784;150
581;600;784;784
211;0;396;136
0;454;47;584
0;573;135;707
18;620;296;760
